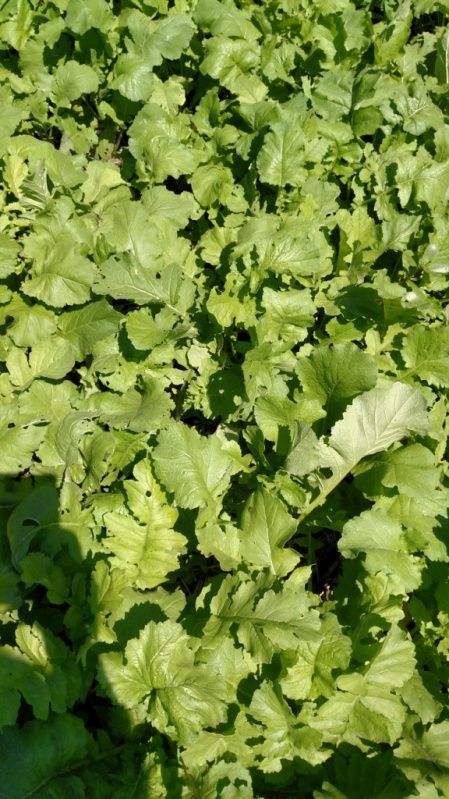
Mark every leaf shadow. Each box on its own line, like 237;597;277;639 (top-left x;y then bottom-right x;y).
0;470;174;794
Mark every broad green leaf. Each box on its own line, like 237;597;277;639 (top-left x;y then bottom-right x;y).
280;615;351;701
327;383;428;467
0;420;46;476
0;714;92;798
191;163;234;207
6;337;76;388
200;38;266;103
312;626;415;746
0;685;21;729
51;61;99;107
260;229;333;279
149;15;195;61
254;392;322;442
93;256;194;316
22;246;97;307
97;621;228;743
401;325;449;387
20;553;68;604
0;623;80;722
239;487;299;576
400;672;442;725
96;199;160;256
102;460;186;589
65;0;112;34
80;161;124;204
249;683;328;770
257;287;315;343
395;720;449;769
126;307;181;350
198;571;320;664
141;185;199;229
112;54;154;102
8;303;57;347
355;444;439;500
312;70;354;120
88;379;172;433
128;104;200;182
286;424;322;478
183;760;253;799
6;486;58;568
339;508;422;593
103;512;186;590
152;423;240;510
257;120;307;187
196;521;242;571
296;343;378;419
194;0;261;40
58;300;122;359
387;493;448;562
374;0;412;65
298;383;428;523
0;234;19;278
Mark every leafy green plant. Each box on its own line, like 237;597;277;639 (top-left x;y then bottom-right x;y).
1;0;449;795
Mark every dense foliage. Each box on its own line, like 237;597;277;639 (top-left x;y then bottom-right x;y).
1;0;449;795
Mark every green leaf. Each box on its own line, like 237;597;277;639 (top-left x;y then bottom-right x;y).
257;119;308;187
58;300;122;359
0;714;92;798
126;307;179;350
0;234;19;278
65;0;112;34
6;336;76;388
328;382;428;466
191;163;234;207
196;521;242;571
8;302;57;347
93;256;194;316
51;61;99;107
152;423;241;510
7;486;59;568
239;487;300;577
147;14;195;61
258;287;315;344
22;248;97;308
194;0;260;40
255;392;322;442
249;682;327;770
280;614;351;701
97;620;228;743
0;420;46;476
299;383;428;524
395;720;449;769
312;70;354;120
103;512;186;590
296;343;378;420
128;104;200;182
112;55;154;102
355;443;439;500
102;460;186;589
339;508;422;593
80;161;124;204
89;379;172;433
374;0;412;65
200;38;266;103
401;325;449;387
198;571;320;664
0;623;80;722
313;626;415;746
